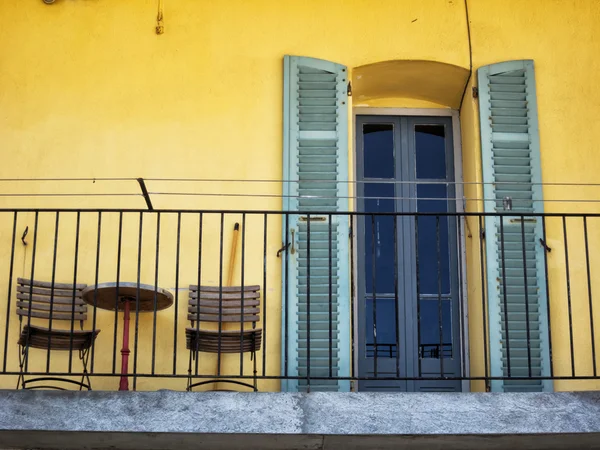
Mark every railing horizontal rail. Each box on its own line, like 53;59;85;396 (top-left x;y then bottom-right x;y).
2;208;600;217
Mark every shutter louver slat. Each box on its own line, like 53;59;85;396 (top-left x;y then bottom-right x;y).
282;56;350;392
478;60;552;393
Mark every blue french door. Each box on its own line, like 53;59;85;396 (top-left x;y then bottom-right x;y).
356;116;462;392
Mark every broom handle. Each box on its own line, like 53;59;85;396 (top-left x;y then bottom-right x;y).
227;223;240;287
215;222;240;389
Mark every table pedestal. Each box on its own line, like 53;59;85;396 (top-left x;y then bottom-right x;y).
119;299;132;391
81;283;174;392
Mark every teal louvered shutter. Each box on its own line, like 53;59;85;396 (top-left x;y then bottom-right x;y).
281;55;350;392
478;60;552;392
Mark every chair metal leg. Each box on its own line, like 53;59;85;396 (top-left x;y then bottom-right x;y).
17;346;27;389
251;333;259;392
187;350;193;391
79;348;92;391
253;350;258;392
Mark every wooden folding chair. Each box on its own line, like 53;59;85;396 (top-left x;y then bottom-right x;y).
186;285;262;391
16;278;100;390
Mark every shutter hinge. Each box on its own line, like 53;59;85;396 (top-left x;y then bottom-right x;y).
480;228;485;240
347;81;352;97
472;86;479;98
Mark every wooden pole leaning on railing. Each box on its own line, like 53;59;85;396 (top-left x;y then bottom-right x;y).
227;223;240;287
213;222;240;390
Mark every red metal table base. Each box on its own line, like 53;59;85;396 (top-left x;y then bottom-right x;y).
119;299;132;391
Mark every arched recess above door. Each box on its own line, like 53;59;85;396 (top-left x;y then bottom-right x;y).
352;60;470;109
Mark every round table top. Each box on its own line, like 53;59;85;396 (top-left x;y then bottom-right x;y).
81;282;174;312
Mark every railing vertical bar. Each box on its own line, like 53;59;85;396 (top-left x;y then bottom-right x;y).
262;213;268;377
562;216;575;377
68;211;81;373
499;218;511;379
133;212;143;390
239;213;247;377
328;213;333;378
478;216;490;390
217;213;225;376
520;216;532;378
371;214;377;377
436;215;444;377
151;212;161;375
113;212;123;374
173;212;181;375
46;212;60;372
541;215;554;378
583;216;597;376
2;212;18;372
306;213;311;390
90;212;102;373
393;215;400;377
284;213;289;379
194;213;203;376
457;215;466;377
24;212;39;373
414;215;422;377
349;215;355;381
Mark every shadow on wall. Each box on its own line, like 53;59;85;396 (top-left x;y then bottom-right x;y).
352;60;470;108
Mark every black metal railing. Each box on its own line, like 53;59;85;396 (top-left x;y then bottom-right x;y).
0;208;599;391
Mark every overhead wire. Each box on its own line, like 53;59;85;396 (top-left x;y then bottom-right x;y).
0;178;599;203
2;177;600;187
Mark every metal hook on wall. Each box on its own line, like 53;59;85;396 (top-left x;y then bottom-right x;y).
21;226;29;246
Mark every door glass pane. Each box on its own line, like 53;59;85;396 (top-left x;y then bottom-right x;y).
416;125;446;179
419;299;452;358
365;183;396;294
363;123;395;178
366;297;398;358
416;184;450;294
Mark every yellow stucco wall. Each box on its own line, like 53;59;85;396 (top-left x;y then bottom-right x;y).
0;0;599;392
461;0;600;392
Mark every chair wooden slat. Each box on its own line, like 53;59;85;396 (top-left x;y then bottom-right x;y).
16;285;83;298
188;285;261;293
188;291;260;300
186;329;260;335
186;328;262;353
188;306;260;315
187;313;259;323
16;293;85;305
191;345;259;353
188;298;260;308
17;278;87;290
18;325;99;351
16;301;87;313
17;310;87;321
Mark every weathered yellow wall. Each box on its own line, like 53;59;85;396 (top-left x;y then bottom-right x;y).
461;0;600;392
0;0;469;392
0;0;599;392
